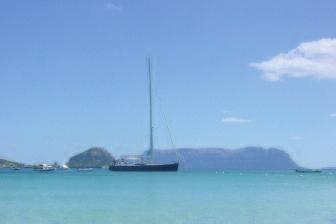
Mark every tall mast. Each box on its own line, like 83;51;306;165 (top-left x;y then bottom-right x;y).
148;57;154;158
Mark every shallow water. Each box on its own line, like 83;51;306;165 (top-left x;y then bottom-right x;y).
0;169;335;224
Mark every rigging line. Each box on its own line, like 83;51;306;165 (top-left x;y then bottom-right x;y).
151;77;176;149
153;89;183;165
157;95;176;149
150;60;182;167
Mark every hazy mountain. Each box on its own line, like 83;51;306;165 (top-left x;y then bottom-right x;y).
321;167;336;171
0;158;24;168
146;147;299;170
66;146;299;170
67;147;115;168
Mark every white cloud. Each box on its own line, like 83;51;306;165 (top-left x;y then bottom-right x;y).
105;2;122;11
330;113;336;118
222;116;251;124
249;38;336;81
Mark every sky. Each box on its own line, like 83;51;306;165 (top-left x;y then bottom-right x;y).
0;0;336;167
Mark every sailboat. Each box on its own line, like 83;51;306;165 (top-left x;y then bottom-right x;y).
109;58;179;172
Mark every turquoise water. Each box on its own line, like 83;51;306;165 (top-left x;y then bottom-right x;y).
0;169;335;224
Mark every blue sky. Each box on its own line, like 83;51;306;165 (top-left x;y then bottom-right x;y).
0;0;336;167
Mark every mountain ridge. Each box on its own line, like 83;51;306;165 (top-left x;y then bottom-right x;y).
145;147;300;170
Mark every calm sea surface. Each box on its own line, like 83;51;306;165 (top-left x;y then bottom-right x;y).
0;169;335;224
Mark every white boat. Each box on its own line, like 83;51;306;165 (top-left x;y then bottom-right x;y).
61;164;69;170
34;164;55;172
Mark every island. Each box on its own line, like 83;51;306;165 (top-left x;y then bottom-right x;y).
67;147;116;168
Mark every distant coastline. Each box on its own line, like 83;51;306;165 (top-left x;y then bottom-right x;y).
0;146;308;170
0;159;24;168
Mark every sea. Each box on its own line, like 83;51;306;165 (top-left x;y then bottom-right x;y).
0;169;335;224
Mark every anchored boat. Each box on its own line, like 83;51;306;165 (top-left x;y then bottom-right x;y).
78;168;94;172
295;169;321;173
34;164;56;172
109;58;179;172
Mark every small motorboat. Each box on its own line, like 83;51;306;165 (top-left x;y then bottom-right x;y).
34;164;56;172
61;164;69;170
77;168;94;172
11;167;21;171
